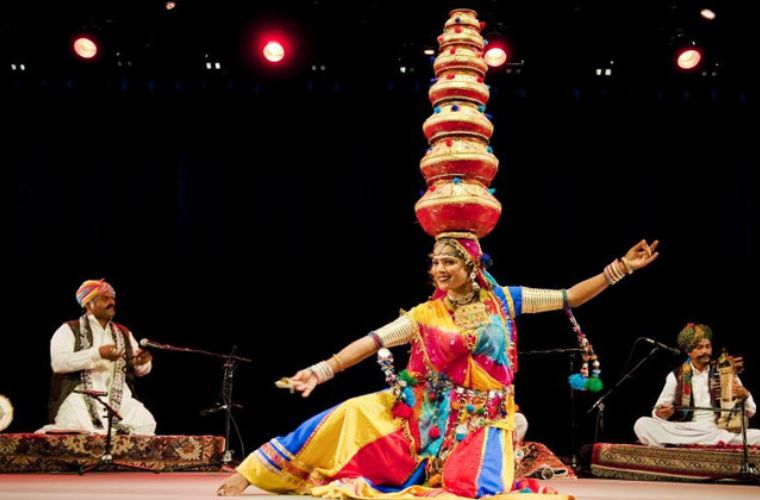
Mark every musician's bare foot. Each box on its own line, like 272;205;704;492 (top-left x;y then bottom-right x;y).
217;472;250;496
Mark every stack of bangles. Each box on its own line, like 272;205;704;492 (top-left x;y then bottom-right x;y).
603;256;634;285
309;354;344;384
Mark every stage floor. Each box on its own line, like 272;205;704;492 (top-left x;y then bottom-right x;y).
0;473;757;499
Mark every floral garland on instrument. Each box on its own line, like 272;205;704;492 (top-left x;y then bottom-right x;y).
564;307;603;392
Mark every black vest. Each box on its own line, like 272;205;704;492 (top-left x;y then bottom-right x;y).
669;363;721;423
47;320;137;423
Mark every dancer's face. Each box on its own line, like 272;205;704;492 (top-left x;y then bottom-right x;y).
431;254;470;294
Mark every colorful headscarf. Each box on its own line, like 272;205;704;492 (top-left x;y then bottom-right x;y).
75;279;115;307
677;322;713;353
431;231;496;299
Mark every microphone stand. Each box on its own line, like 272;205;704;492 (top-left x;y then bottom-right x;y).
212;346;246;465
77;391;157;474
737;400;760;482
520;347;584;470
146;340;251;466
194;346;251;465
587;347;661;442
670;402;760;483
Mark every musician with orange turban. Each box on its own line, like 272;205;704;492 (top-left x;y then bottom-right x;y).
37;279;156;435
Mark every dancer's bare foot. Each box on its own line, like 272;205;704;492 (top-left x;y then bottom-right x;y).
217;472;250;496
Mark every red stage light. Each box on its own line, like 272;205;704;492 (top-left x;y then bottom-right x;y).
263;41;285;63
244;26;303;72
73;36;99;60
484;46;508;67
676;47;703;71
482;32;511;68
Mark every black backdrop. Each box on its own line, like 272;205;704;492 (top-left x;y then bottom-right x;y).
3;1;757;462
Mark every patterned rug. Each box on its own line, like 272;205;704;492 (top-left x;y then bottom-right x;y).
590;442;760;482
0;433;225;472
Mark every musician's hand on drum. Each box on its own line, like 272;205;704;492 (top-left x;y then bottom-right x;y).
655;404;674;419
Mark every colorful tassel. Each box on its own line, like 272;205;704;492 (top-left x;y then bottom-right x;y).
428;425;441;439
568;373;588;391
586;376;604;393
392;402;413;420
398;369;418;386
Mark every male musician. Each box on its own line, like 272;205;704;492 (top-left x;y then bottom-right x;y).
634;323;760;446
38;279;156;435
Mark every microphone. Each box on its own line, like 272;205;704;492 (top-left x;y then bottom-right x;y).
199;405;225;417
73;389;107;397
199;403;243;416
139;338;252;363
139;338;165;349
139;338;196;353
640;337;681;356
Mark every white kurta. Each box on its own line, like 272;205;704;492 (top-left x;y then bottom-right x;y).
634;361;760;446
514;412;528;442
37;315;157;435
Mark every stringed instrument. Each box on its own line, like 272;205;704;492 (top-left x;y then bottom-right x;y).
716;350;749;433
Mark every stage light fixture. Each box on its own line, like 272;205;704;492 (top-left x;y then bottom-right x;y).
669;28;705;73
483;33;510;68
675;45;703;71
245;24;304;73
263;40;285;63
700;9;716;21
73;36;99;60
204;53;223;71
484;47;507;67
594;60;615;77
